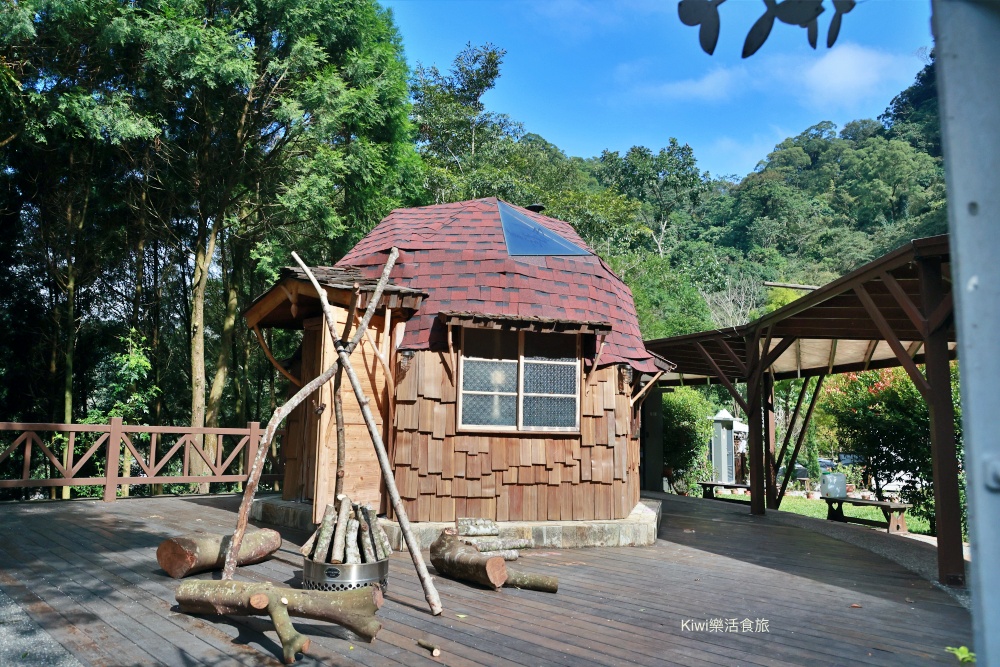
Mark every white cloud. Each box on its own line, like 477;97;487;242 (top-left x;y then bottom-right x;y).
613;42;917;112
633;65;749;102
793;43;915;110
529;0;672;41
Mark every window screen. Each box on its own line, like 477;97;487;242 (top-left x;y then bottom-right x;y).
458;330;580;431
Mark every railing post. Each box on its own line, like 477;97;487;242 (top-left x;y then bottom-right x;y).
246;422;260;483
103;417;123;502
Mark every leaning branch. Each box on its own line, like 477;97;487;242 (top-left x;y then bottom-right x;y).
292;250;443;616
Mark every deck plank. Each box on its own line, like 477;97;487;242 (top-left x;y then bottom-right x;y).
0;493;971;667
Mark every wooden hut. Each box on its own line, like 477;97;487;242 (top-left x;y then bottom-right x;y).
244;198;672;524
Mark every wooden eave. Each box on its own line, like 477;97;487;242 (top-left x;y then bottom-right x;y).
244;268;427;330
644;235;956;386
438;311;614;335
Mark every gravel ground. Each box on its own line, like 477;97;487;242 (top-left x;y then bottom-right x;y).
0;587;84;667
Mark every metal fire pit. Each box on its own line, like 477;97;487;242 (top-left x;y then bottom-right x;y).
302;557;388;592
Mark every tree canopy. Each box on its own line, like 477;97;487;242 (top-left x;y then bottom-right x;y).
0;11;950;507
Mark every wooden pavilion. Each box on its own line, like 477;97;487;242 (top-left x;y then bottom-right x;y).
244;198;672;525
644;234;964;587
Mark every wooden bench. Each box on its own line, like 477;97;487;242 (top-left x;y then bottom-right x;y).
822;496;912;534
698;482;751;499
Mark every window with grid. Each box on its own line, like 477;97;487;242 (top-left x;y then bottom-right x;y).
458;328;580;431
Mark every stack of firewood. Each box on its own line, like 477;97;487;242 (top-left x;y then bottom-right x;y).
430;517;557;593
300;494;393;565
456;518;534;561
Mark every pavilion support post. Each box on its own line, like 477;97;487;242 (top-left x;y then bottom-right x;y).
746;331;766;516
764;375;778;510
918;257;965;587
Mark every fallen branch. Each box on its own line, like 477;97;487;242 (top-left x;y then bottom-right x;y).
430;528;507;590
417;638;442;657
480;549;519;561
293;250;443;616
261;594;310;664
175;580;383;660
503;569;559;593
157;529;281;579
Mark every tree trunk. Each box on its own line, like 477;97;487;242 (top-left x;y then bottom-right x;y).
60;261;75;500
205;239;240;476
430;529;507;590
175;580;383;648
189;215;220;493
157;528;281;578
503;569;558;593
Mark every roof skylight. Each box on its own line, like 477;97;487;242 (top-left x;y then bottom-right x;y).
498;201;590;256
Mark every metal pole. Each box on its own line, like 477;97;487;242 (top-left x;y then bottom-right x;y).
932;0;1000;660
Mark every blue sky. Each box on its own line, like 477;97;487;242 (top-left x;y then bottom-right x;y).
381;0;934;179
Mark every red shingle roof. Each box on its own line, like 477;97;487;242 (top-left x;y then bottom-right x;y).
337;198;659;374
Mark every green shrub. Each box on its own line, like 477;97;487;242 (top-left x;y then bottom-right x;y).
662;387;715;494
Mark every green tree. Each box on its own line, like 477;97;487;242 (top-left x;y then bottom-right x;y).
599;140;708;258
822;366;964;535
411;43;527;203
880;53;940;158
121;0;414;486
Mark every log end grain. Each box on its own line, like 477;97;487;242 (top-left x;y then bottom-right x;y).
156;537;199;579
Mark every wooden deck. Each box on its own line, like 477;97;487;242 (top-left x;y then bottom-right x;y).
0;493;971;666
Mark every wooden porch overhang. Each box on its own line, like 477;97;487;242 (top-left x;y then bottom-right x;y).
646;235;955;386
244;266;427;330
644;235;966;588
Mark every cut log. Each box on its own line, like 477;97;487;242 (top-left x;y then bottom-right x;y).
456;517;499;537
299;526;321;558
461;537;533;552
357;504;381;561
373;520;393;559
311;503;338;563
345;518;362;564
157;529;281;579
175;580;383;652
503;569;558;593
330;495;352;564
358;521;377;563
417;639;442;657
430;528;506;590
480;549;519;561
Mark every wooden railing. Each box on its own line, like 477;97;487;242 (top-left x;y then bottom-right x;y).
0;418;282;501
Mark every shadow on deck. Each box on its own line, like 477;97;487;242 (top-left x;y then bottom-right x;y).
0;493;971;666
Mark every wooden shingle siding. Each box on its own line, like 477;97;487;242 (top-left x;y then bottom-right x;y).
387;351;640;522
